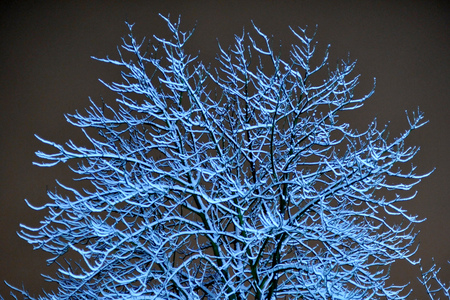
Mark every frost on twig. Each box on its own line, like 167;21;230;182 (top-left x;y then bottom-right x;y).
419;261;450;299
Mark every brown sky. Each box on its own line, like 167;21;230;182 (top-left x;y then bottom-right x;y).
0;1;449;298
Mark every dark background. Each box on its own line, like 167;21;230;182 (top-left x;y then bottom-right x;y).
1;1;448;298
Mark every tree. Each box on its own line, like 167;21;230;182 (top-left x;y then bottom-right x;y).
5;14;448;299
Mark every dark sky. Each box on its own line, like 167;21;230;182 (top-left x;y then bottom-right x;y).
0;1;449;298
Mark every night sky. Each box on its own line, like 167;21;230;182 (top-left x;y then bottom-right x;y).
1;1;449;298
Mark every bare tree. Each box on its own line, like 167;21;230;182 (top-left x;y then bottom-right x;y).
6;15;448;299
